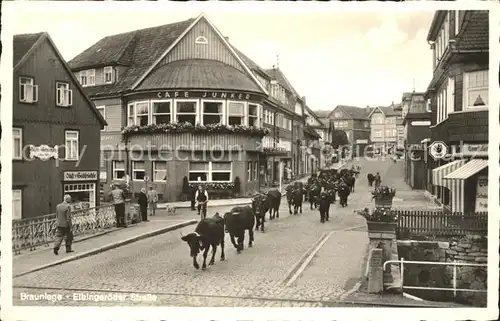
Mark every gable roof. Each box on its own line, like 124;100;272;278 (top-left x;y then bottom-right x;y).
455;10;488;51
367;105;401;118
333;105;372;120
14;32;107;127
264;68;301;98
305;106;326;128
13;32;45;68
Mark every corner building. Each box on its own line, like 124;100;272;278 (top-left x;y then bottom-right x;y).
69;14;276;200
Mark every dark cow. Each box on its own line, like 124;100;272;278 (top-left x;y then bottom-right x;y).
252;194;268;232
285;185;294;215
181;213;225;270
224;206;255;253
266;189;282;220
292;188;303;214
367;173;375;186
318;191;332;223
337;182;351;207
308;184;321;210
345;175;356;193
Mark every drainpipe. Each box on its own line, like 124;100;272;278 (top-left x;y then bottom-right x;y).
121;96;131;198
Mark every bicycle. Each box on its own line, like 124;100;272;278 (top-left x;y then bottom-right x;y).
197;201;208;219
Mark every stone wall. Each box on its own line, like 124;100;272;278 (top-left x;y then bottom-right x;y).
397;234;487;307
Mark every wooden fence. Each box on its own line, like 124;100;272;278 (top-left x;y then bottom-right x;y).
395;210;488;237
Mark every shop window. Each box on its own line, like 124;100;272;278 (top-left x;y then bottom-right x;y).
19;77;38;103
153;161;167;182
13;128;23;160
132;161;146;180
64;183;96;210
248;104;259;127
211;162;231;182
176;101;197;125
203;101;223;125
13;189;22;220
112;160;125;180
228;101;245;125
464;70;488;109
56;82;72;107
152;101;171;125
189;162;209;182
65;130;79;161
247;161;252;182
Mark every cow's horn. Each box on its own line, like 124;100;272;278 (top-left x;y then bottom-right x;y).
180;231;184;237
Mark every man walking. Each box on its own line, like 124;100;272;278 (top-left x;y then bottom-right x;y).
138;188;148;222
54;194;74;255
374;172;381;188
147;186;158;216
109;184;127;228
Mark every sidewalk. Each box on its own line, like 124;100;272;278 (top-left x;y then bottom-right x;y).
157;197;252;209
13;210;198;277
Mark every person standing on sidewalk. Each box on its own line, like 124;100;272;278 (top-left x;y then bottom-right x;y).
53;194;74;255
138;188;148;222
374;172;381;188
147;186;158;216
109;184;127;228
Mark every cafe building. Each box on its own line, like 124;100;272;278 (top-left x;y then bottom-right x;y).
69;14;271;200
424;10;489;214
13;32;106;219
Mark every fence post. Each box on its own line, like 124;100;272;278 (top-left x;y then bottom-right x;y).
453;260;457;299
400;257;405;293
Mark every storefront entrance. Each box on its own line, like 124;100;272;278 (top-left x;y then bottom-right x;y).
64;183;96;210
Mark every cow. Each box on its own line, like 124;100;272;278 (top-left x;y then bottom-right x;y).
367;173;375;186
318;191;332;223
224;206;255;253
181;213;225;270
252;194;268;232
308;184;321;210
266;189;282;220
292;187;303;214
345;175;356;193
337;182;351;207
285;185;294;215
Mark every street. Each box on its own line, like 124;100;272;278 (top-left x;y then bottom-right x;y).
13;158;423;307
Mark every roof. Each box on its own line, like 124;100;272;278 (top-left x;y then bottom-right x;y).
335;105;372;120
14;32;107;127
313;110;331;119
427;11;448;42
69;18;195;97
305;106;327;128
264;68;301;98
455;11;488;51
13;32;44;67
304;124;321;139
136;59;262;92
367;105;401;118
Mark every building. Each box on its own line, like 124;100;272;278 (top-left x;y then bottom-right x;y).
328;105;371;157
402;92;431;189
305;107;328;142
368;105;402;155
303;124;322;174
13;32;106;219
69;14;307;199
424;10;488;214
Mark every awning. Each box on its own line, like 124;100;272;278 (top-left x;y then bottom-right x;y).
432;159;466;189
444;159;488;180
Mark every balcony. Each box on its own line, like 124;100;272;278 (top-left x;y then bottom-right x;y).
431;110;488;143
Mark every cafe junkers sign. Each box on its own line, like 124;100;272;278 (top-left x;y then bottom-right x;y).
155;91;258;101
64;171;98;181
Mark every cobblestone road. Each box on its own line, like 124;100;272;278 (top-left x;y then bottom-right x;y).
13;159;422;307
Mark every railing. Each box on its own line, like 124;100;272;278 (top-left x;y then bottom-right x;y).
12;202;132;255
395;210;488;237
384;259;487;298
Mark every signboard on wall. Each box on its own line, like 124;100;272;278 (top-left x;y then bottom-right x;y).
462;144;488;157
64;171;98;181
475;175;488;212
356;139;368;144
29;145;59;160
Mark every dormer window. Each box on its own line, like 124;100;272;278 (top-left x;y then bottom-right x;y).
104;66;114;84
56;82;72;107
79;69;95;87
195;36;208;45
19;77;38;103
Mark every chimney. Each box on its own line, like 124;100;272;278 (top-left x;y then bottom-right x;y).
225;36;229;42
366;105;369;109
301;96;306;104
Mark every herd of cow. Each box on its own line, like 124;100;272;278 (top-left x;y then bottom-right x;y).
180;167;360;270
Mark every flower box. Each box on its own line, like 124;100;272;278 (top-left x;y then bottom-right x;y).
374;197;393;207
367;221;397;233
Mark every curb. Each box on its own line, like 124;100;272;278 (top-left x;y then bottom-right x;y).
157;201;252;209
13;219;197;278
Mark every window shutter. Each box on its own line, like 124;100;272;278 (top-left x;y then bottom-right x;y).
68;89;73;106
33;85;38;102
20;84;25;102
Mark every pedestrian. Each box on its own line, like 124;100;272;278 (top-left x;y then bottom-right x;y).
53;194;74;255
109;184;127;228
147;186;158;216
375;172;381;188
195;185;209;218
190;184;197;211
138;188;148;222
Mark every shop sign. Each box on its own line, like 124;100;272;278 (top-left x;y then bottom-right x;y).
356;139;368;144
428;141;448;161
29;145;59;160
64;171;98;181
155;90;258;101
462;144;488;157
475;176;488;212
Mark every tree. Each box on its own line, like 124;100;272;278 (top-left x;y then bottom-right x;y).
330;130;349;149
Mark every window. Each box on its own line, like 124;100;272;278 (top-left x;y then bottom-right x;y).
264;110;269;124
334;112;342;118
79;69;95;87
65;130;79;160
104;67;114;84
112;161;125;180
151;101;171;125
153;161;167;182
188;162;231;182
248;104;259;127
392;129;397;137
56;82;72;107
464;70;488;109
374;130;382;138
96;106;106;131
455;11;460;36
247;161;252;181
13;128;23;160
195;36;208;45
364;121;369;128
203;101;224;125
253;161;258;181
19;77;38;103
132;161;146;181
447;77;455;116
127;102;149;126
13;190;22;220
176;100;197;125
228;101;245;125
385;129;392;137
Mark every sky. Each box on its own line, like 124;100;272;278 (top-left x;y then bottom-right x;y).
9;2;435;111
